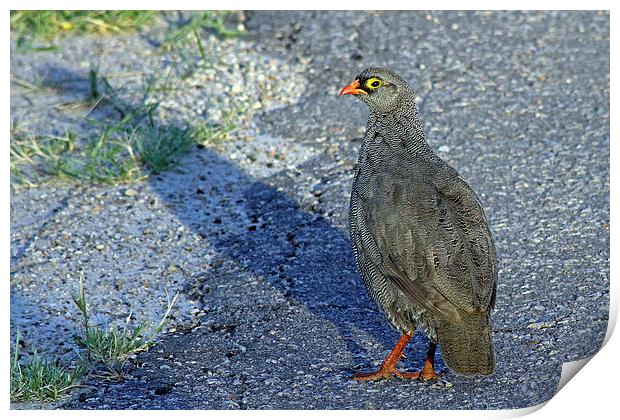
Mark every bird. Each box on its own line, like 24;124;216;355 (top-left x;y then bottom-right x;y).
339;67;497;380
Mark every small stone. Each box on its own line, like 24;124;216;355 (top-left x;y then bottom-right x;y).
95;244;105;250
528;339;541;349
527;321;554;329
124;188;138;197
310;183;324;197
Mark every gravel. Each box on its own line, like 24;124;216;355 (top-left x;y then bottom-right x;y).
10;11;609;410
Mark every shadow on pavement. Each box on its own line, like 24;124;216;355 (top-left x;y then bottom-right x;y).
148;145;444;372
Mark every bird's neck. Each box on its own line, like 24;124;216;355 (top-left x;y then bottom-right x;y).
368;95;434;157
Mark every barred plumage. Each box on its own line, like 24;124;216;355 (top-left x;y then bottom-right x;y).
342;67;497;378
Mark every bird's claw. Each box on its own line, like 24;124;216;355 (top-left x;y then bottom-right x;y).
352;365;440;381
394;368;440;381
352;367;394;381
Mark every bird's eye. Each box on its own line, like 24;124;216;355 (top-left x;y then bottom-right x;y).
366;78;382;89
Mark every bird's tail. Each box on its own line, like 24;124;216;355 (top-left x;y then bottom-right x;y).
436;311;495;376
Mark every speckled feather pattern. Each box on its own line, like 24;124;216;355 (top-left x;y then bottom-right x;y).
348;68;498;375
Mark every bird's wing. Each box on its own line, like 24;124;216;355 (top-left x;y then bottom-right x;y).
428;164;498;313
366;159;497;324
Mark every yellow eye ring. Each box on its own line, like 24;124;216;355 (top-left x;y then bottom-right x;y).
365;77;382;89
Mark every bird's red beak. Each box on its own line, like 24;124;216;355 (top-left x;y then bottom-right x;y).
339;79;367;96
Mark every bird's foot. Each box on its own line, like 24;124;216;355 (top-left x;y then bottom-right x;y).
353;361;439;381
394;368;439;381
394;362;440;381
353;333;412;381
352;365;399;381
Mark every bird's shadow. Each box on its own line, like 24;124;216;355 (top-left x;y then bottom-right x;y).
148;141;445;373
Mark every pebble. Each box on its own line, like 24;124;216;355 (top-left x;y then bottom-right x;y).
527;321;555;329
124;188;138;197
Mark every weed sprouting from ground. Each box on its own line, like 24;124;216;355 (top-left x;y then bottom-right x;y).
10;11;244;189
10;69;218;188
10;331;85;403
10;276;178;402
132;125;196;172
11;11;243;53
72;274;178;381
10;11;156;51
193;109;240;145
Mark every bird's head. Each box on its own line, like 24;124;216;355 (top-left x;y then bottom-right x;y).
339;67;410;113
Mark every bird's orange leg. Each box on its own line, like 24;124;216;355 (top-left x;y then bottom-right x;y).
395;341;440;381
353;336;440;381
353;333;412;381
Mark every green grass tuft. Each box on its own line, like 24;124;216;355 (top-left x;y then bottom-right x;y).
10;69;214;188
132;125;195;172
193;112;239;145
10;274;179;402
11;11;156;50
10;12;243;189
72;274;178;381
10;331;85;403
10;11;243;52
